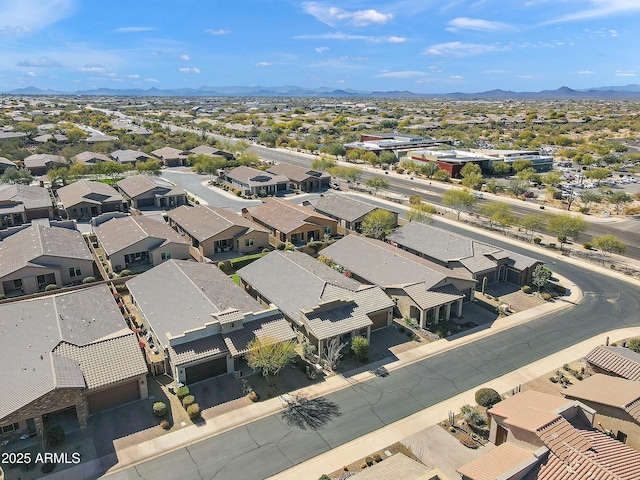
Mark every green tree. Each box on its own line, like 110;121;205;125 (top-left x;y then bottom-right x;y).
47;167;70;186
95;161;127;181
491;161;511;175
532;264;552;294
65;127;88;144
362;151;380;167
361;209;396;239
508;178;529;197
626;338;640;354
237;151;259;166
592;234;626;257
407;202;436;224
543;171;563;186
136;158;161;176
519;213;547;241
511;159;533;172
320;143;346;158
16;121;38;137
442;189;476;221
365;177;389;192
193;155;227;179
584;167;611;184
461;172;484;190
460;162;481;178
432;169;450;182
417;161;439;178
346;149;362;162
351;336;369;361
608;191;632;215
311;157;337;172
378;151;397;165
69;162;87;180
547;213;588;251
515;168;541;184
0;167;33;185
245;336;297;384
578;190;601;212
329;166;362;183
479;202;515;232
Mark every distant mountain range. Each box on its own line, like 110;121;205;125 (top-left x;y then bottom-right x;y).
4;84;640;99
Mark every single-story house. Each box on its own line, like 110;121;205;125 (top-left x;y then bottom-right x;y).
33;133;68;144
0;156;17;174
303;193;397;234
220;165;289;196
267;163;331;192
111;149;152;165
458;389;640;480
93;215;190;272
189;145;235;161
126;260;295;384
237;250;394;355
84;133;118;144
167;204;269;257
72;151;113;166
0;223;94;296
0;285;148;443
0;184;54;228
23;154;67;175
386;222;543;290
584;345;640;380
151;146;187;167
242;197;337;247
564;374;640;451
56;180;127;220
117;175;187;209
321;235;476;326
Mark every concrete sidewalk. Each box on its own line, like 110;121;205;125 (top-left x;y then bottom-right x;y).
270;325;640;480
99;274;581;478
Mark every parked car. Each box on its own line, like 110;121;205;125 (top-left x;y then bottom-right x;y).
523;191;536;198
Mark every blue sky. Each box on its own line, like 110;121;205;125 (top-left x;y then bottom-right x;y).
1;0;639;93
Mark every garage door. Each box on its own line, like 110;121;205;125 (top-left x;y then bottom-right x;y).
87;380;140;415
137;197;154;207
185;356;227;384
369;310;389;330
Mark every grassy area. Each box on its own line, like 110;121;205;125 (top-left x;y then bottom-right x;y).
97;177;124;185
231;274;240;285
229;252;268;270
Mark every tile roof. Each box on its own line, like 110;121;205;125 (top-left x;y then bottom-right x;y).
0;156;17;168
0;285;133;421
244;197;335;234
53;332;147;390
56;179;124;209
0;224;92;277
505;407;562;433
94;215;188;256
403;282;464;310
584;346;640;380
267;163;330;183
168;204;267;242
457;443;535;480
222;312;296;357
73;151;112;164
308;193;377;222
321;234;469;289
563;373;640;418
0;184;52;211
111;149;152;164
117;174;185;199
225;165;289;189
24;153;67;169
536;416;593;462
151;146;184;158
126;260;264;348
489;390;571;419
168;333;228;365
351;453;434;480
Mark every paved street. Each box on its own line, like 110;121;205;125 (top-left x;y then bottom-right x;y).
103;221;640;480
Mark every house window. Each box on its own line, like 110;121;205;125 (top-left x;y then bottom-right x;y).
14;279;23;289
324;226;332;235
617;431;628;443
69;267;81;278
161;252;172;261
1;422;19;434
245;238;254;247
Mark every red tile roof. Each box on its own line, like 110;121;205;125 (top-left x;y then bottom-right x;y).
585;346;640;380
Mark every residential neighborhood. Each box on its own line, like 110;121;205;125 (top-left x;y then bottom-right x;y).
0;92;640;480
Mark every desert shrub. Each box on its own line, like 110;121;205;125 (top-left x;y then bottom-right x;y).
365;456;373;466
448;426;456;433
217;261;226;271
351;336;369;361
460;405;483;425
475;388;501;408
276;242;286;250
249;391;260;402
563;363;570;371
302;342;317;360
459;434;478;449
583;242;593;249
152;401;167;417
533;237;542;244
160;419;170;429
182;395;195;408
541;292;553;301
261;248;270;254
627;338;640;354
45;284;58;291
45;425;65;448
550;376;558;383
319;475;331;480
176;386;190;400
187;403;201;419
120;269;132;277
236;190;242;197
521;285;532;294
82;276;96;284
0;294;5;300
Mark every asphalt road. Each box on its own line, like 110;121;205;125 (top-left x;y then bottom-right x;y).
105;222;640;480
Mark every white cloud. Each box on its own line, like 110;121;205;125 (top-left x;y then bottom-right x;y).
78;64;106;73
205;28;230;35
546;0;640;23
578;70;594;74
124;74;140;79
616;70;636;77
115;26;156;32
610;29;619;37
178;67;201;74
255;62;272;67
315;46;329;53
26;71;36;77
447;17;514;32
0;0;75;35
374;70;428;78
449;75;464;79
424;42;504;57
302;2;392;27
180;54;190;61
17;57;61;68
296;32;405;43
145;78;159;83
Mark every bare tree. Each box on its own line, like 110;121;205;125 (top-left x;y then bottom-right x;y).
325;337;347;370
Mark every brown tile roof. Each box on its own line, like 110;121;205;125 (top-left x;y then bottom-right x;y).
504;407;562;433
489;390;571;419
151;146;184;159
168;204;267;242
564;373;640;419
457;443;535;480
0;184;52;211
585;345;640;380
267;163;330;183
245;197;335;234
56;179;124;209
535;416;592;462
222;313;296;357
308;193;377;223
73;151;112;164
117;174;185;199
